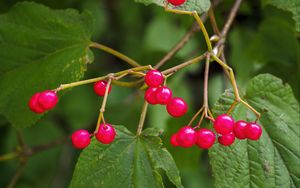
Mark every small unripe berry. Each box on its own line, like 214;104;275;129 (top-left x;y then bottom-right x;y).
38;90;58;110
218;132;235;146
155;86;172;105
176;126;197;148
144;70;164;87
71;129;91;149
170;133;179;147
245;122;262;140
166;97;188;117
28;93;45;114
95;123;116;144
144;87;158;105
213;114;234;135
94;80;112;96
234;120;247;139
196;129;216;149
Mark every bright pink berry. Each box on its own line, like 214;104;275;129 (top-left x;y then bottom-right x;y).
95;123;116;144
170;133;179;147
218;132;235;146
144;70;164;87
176;126;197;148
166;97;188;117
245;122;262;140
213;114;234;135
167;0;186;6
71;129;91;149
234;120;248;139
28;93;45;114
38;90;58;110
94;80;112;96
196;129;216;149
144;87;158;105
155;86;172;105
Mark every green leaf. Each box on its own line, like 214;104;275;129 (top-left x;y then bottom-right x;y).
69;125;183;188
209;74;300;187
262;0;300;31
0;2;94;128
134;0;211;14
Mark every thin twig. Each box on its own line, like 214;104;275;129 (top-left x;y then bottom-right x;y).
136;102;148;135
6;163;27;188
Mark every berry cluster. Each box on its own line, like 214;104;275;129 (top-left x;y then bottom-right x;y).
144;70;188;117
170;114;262;149
71;123;116;149
28;90;58;114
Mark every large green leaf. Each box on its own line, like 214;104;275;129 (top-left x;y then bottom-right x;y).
209;74;300;187
262;0;300;31
0;2;94;128
134;0;211;14
69;125;183;188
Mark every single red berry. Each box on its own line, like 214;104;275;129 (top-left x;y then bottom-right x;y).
218;132;235;146
166;97;188;117
144;87;158;105
170;133;179;147
144;70;164;87
94;80;112;96
176;126;197;148
234;120;248;139
196;129;216;149
245;122;262;140
95;123;116;144
167;0;186;6
28;93;45;114
38;90;58;110
155;86;172;105
71;129;91;149
213;114;234;135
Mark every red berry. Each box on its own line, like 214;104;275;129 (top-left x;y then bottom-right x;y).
95;123;116;144
168;0;186;6
166;97;188;117
144;70;164;87
94;80;112;96
38;90;58;110
176;126;197;148
71;129;91;149
155;86;172;105
234;120;248;139
218;132;235;146
144;87;158;105
213;114;234;135
245;122;262;140
196;129;216;149
170;133;179;147
28;93;45;114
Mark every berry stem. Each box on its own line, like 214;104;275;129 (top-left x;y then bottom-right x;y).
195;111;205;128
203;55;210;117
0;151;18;161
90;42;141;67
188;106;204;126
136;102;149;135
95;78;112;133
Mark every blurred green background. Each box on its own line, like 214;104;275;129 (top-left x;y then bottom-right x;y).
0;0;299;187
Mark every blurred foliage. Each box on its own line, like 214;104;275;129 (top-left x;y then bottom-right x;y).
0;0;299;187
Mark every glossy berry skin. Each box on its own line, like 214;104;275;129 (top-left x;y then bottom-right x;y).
218;132;235;146
168;0;186;6
95;123;116;144
155;86;172;105
94;80;112;96
144;70;164;87
28;93;45;114
196;129;216;149
176;126;197;148
71;129;91;149
245;122;262;140
144;87;158;105
38;90;58;110
170;133;179;147
213;114;234;135
166;97;188;117
234;120;248;139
